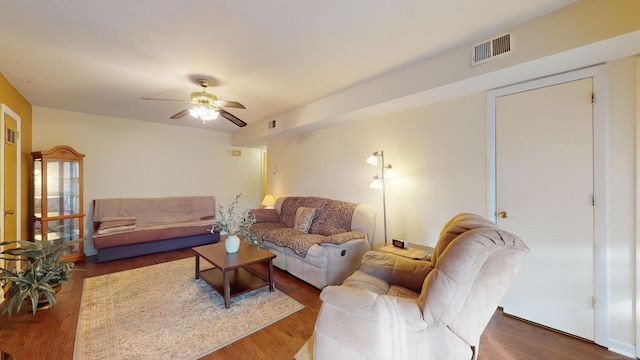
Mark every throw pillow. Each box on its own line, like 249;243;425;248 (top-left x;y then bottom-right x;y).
99;216;137;223
294;207;316;233
249;208;281;223
98;219;136;230
96;224;136;235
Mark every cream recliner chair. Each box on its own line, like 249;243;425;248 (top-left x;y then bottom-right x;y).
313;213;529;360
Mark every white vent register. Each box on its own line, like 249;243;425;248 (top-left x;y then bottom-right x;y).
472;33;511;66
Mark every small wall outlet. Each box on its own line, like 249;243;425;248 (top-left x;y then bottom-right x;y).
268;120;276;129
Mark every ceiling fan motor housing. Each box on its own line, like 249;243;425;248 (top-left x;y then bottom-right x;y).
191;91;218;104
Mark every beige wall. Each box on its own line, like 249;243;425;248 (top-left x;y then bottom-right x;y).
266;56;638;355
267;93;487;249
255;3;640;354
235;0;640;146
32;107;263;254
0;73;32;241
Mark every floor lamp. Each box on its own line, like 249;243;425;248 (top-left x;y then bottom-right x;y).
367;150;396;246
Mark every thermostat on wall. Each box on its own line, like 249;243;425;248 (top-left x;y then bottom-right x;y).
392;239;408;249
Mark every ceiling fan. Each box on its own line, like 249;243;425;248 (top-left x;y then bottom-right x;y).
142;79;247;127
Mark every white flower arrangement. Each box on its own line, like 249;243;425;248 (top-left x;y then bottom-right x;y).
211;194;258;242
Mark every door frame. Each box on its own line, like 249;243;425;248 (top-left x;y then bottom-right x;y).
486;65;608;346
635;55;640;359
1;104;22;304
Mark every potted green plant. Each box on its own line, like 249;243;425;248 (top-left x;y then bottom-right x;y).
0;239;81;316
212;194;258;253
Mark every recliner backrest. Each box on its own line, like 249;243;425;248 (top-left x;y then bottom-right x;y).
419;214;529;348
431;213;499;265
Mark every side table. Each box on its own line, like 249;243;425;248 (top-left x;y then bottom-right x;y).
379;243;434;260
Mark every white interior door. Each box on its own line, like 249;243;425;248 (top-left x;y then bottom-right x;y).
495;78;595;341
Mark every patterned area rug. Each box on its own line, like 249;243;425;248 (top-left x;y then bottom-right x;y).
73;258;304;360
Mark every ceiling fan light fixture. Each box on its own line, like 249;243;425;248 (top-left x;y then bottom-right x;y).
144;78;247;126
189;105;219;121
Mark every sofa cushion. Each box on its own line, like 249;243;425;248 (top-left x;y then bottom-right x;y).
280;197;330;228
93;196;215;228
250;208;281;223
294;207;316;233
310;200;358;236
250;222;287;234
289;233;325;257
260;227;325;257
93;223;212;249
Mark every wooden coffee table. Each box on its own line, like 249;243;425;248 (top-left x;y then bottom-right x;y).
193;238;276;309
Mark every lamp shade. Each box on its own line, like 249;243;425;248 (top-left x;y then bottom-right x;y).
261;194;276;208
369;175;383;189
385;164;397;178
366;154;378;166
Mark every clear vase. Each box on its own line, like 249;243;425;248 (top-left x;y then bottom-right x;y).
225;235;240;253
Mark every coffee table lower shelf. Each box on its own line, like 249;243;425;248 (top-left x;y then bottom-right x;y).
198;266;270;304
193;240;276;309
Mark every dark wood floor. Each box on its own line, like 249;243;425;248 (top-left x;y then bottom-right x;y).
0;248;629;360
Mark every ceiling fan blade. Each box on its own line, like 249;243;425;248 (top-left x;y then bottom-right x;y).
212;100;246;109
170;109;190;119
219;109;247;127
142;97;189;102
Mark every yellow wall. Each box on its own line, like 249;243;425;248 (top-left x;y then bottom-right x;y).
0;73;33;240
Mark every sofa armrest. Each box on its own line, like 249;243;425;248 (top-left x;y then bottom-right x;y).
320;285;428;331
322;230;366;245
359;251;433;293
351;203;376;241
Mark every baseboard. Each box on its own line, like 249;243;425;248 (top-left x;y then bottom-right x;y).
606;338;635;359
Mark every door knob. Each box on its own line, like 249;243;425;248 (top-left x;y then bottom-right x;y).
498;211;509;219
4;210;14;216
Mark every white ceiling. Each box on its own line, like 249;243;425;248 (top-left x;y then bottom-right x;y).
0;0;577;133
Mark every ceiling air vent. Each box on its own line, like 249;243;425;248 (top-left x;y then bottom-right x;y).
471;33;511;66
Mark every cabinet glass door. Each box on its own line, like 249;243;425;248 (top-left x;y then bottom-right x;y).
33;158;42;218
46;159;81;217
32;145;85;262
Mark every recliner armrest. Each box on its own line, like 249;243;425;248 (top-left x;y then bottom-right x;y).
359;251;433;293
320;285;428;331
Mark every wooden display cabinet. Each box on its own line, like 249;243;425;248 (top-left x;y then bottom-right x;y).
32;145;85;262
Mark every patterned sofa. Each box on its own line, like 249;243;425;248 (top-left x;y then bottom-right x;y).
249;196;376;289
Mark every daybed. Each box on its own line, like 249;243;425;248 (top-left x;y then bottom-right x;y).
249;196;375;289
92;196;219;262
